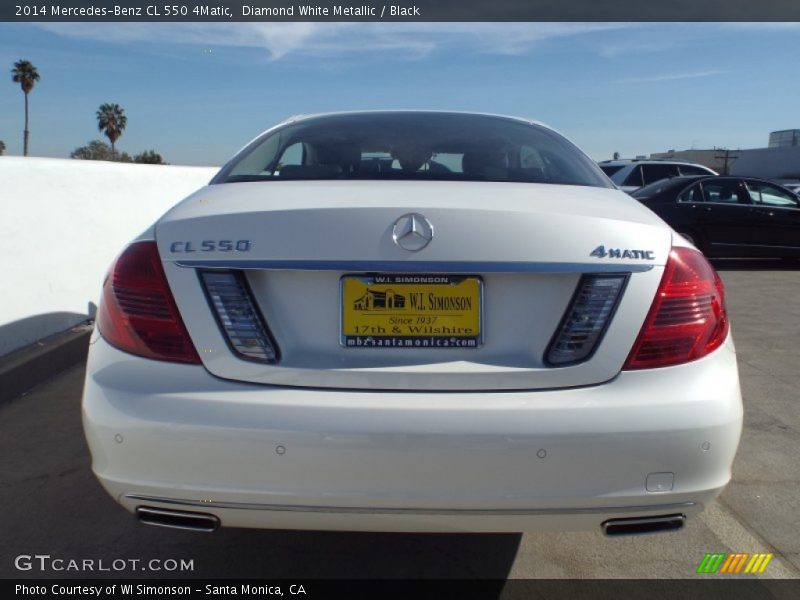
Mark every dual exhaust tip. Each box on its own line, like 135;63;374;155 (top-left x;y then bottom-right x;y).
136;506;219;532
137;505;685;536
602;514;685;536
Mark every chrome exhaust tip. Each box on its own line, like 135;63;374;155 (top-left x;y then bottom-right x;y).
602;514;685;536
136;506;219;532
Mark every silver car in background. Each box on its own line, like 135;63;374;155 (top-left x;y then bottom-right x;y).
599;158;718;193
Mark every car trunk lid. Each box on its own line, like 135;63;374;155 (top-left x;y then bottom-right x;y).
157;180;670;390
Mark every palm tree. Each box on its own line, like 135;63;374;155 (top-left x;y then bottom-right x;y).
11;60;40;157
96;103;127;159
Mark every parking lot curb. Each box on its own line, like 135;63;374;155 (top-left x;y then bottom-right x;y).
0;323;93;404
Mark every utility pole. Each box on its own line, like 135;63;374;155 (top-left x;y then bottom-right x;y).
714;148;739;175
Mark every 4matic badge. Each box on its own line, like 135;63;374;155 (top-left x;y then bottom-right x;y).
590;245;655;260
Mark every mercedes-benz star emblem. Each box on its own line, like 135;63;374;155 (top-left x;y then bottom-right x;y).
392;213;434;251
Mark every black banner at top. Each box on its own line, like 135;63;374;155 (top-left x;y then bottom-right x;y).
4;0;800;22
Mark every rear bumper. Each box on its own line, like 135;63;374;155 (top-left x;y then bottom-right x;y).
82;334;743;532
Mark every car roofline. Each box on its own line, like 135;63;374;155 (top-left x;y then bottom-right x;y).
643;175;711;186
631;175;713;196
599;159;715;166
279;109;550;129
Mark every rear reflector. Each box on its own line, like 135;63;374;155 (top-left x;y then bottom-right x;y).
546;275;627;366
624;247;729;370
199;271;279;363
96;241;200;364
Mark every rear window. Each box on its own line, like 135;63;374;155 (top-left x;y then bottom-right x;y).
679;165;713;176
213;113;613;188
599;165;624;177
622;166;644;188
641;164;680;185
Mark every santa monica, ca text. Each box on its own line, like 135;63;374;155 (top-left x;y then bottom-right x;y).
15;584;306;596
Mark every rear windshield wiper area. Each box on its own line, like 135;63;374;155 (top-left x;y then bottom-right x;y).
222;168;575;185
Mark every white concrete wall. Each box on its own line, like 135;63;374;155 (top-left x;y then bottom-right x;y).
0;157;218;356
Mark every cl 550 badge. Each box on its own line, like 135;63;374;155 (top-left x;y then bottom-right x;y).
590;245;655;260
170;240;252;253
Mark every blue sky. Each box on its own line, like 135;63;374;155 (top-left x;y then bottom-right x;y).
1;22;799;165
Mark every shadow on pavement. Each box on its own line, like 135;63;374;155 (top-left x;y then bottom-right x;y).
109;525;523;580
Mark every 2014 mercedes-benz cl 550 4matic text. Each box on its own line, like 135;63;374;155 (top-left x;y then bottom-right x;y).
82;112;742;535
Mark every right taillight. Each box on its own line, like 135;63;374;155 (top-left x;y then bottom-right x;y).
623;246;729;370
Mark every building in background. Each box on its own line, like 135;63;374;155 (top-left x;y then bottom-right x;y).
730;147;800;181
769;129;800;148
649;129;800;181
649;149;729;173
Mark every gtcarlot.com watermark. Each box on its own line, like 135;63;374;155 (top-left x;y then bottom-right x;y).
14;554;194;573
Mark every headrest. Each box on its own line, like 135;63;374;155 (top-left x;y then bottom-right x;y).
278;165;342;179
462;147;509;177
314;142;361;169
392;143;433;171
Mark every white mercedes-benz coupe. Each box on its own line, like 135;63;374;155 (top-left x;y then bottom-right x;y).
82;111;742;535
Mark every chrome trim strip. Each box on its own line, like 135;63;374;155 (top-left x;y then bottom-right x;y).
124;494;695;517
173;259;654;274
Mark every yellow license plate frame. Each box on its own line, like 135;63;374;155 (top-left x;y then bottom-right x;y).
340;274;483;349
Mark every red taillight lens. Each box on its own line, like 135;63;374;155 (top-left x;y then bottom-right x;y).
623;246;729;370
96;241;200;364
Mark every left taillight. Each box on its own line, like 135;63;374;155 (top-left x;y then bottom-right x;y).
96;240;201;364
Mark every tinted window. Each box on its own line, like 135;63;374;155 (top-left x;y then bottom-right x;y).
703;180;745;204
600;165;624;177
277;142;304;167
679;165;712;176
745;181;799;207
678;183;704;203
215;113;612;188
622;165;643;187
642;164;680;185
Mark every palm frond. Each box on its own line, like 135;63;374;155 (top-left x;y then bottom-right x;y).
11;59;40;93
